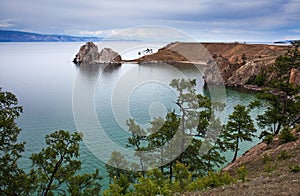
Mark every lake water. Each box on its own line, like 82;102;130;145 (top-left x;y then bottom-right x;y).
0;42;263;188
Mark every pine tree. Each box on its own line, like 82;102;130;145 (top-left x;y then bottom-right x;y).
0;88;33;195
30;130;102;195
257;41;300;137
223;104;256;162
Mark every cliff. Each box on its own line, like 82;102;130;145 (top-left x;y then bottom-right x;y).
137;42;300;87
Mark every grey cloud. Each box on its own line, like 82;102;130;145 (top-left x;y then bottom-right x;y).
0;0;299;41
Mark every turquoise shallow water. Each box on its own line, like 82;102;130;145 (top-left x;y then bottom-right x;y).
0;42;263;188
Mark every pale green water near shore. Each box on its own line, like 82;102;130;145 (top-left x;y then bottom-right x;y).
0;42;263;188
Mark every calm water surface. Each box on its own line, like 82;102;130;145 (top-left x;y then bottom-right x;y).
0;42;263;187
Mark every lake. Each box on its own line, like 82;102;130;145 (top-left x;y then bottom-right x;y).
0;42;263;187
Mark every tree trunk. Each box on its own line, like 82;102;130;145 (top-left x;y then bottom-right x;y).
169;162;173;182
282;91;287;127
275;122;282;135
44;157;63;196
138;152;145;177
232;138;239;162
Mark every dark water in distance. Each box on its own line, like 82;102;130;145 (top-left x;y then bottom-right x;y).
0;42;263;188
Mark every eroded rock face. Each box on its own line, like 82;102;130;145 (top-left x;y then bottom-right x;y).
73;42;122;64
226;58;276;86
73;42;99;64
97;48;122;63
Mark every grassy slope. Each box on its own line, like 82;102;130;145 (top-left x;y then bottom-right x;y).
184;130;300;195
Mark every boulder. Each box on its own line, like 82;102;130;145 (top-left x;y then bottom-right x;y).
73;42;122;64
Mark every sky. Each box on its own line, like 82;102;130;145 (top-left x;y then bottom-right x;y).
0;0;300;42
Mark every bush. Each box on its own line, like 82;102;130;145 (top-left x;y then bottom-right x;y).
246;67;267;86
277;150;291;160
262;154;272;163
279;127;298;144
253;73;266;87
246;75;256;85
263;134;274;145
289;165;300;173
237;165;248;182
188;172;235;191
264;162;276;173
295;125;300;133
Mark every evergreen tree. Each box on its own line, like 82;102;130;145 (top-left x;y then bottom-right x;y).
30;130;102;195
106;151;137;185
106;79;230;190
257;41;300;137
201;138;227;172
134;169;170;196
147;112;179;179
170;79;225;174
223;104;256;162
103;173;130;196
0;88;33;195
145;79;225;177
67;169;102;195
172;162;192;192
126;118;148;174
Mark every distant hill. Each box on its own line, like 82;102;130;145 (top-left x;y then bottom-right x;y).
274;39;299;44
0;30;103;42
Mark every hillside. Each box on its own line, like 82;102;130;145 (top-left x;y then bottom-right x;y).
0;30;103;42
137;42;296;87
184;129;300;195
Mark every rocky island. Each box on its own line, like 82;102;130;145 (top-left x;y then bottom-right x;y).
73;42;122;64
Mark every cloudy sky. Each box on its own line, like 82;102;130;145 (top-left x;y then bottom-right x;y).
0;0;299;42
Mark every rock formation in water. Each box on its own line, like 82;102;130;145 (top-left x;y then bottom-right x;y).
73;42;99;64
73;42;122;64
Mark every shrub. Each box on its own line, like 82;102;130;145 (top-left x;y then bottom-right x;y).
246;67;267;86
289;165;300;173
188;172;235;191
246;75;256;85
237;165;248;182
262;154;272;163
253;73;266;87
277;150;291;160
295;125;300;133
264;162;276;173
279;127;298;144
263;134;274;145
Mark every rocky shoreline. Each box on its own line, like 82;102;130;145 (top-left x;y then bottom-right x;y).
136;41;300;91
